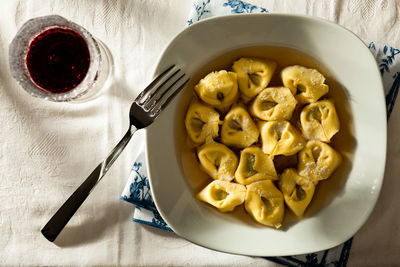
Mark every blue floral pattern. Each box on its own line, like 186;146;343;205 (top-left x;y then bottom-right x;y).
367;41;400;119
379;45;400;74
121;158;173;231
223;0;260;13
187;0;211;25
187;0;268;25
386;72;400;119
133;206;173;232
152;209;171;231
264;237;353;266
120;161;156;211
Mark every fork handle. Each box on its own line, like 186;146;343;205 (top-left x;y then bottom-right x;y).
41;125;137;242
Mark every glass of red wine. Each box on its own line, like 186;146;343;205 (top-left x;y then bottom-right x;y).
9;15;113;102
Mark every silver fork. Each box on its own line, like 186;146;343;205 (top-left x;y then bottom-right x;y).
41;65;188;242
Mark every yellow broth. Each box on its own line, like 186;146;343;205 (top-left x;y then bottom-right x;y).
174;46;356;228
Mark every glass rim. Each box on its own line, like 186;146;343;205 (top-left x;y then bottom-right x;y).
9;15;102;102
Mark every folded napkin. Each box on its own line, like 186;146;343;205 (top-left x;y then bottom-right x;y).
121;0;400;265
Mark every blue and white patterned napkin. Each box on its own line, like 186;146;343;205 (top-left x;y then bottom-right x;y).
121;0;400;265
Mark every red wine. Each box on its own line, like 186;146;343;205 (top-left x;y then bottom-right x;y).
26;27;90;94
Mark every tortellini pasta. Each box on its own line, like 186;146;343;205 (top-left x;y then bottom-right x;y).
235;146;278;185
245;180;285;228
186;56;345;229
195;70;239;110
250;87;297;121
197;180;246;212
260;121;305;157
300;99;340;142
280;169;316;218
185;100;220;144
298;140;342;182
221;105;259;148
232;57;277;101
281;65;329;103
197;141;238;182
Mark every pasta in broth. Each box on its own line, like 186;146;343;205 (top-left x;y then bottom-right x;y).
176;46;355;228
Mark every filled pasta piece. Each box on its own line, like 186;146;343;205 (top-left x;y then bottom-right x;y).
232;57;277;102
235;146;278;185
298;140;342;182
221;104;259;148
281;65;328;103
260;121;305;157
185;100;221;145
250;86;297;121
279;168;316;218
197;141;238;182
197;180;246;212
195;70;239;110
245;180;285;228
300;99;340;142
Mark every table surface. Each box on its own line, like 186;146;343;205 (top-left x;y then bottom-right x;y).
1;0;400;266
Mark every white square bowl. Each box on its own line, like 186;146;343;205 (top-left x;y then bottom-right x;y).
145;14;386;256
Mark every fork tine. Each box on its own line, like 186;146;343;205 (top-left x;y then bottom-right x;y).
146;72;185;111
142;68;182;107
151;78;189;117
136;65;176;103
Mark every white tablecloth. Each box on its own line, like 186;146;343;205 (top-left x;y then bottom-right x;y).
0;0;399;266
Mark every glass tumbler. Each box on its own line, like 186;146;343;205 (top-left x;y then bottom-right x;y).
9;15;113;102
